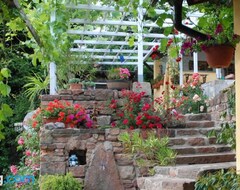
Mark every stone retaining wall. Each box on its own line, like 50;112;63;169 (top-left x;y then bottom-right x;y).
207;83;235;125
40;128;140;189
40;87;152;190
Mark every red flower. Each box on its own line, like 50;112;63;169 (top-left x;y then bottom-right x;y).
111;122;116;127
142;103;151;111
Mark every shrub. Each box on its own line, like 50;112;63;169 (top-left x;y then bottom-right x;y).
195;168;240;190
40;173;83;190
119;131;176;166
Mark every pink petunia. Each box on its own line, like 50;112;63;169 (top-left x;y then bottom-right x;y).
18;137;24;145
10;165;18;175
25;150;31;156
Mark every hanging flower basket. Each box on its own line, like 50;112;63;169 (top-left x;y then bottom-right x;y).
107;80;130;90
203;45;235;68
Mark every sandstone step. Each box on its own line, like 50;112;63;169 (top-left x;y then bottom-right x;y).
176;152;235;165
171;144;232;155
184;113;211;121
154;162;236;179
185;120;215;128
137;175;195;190
162;127;221;138
168;136;217;147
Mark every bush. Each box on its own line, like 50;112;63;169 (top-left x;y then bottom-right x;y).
40;173;83;190
195;168;240;190
119;131;176;166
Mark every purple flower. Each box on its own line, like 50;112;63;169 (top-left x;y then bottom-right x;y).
68;114;75;120
215;24;223;34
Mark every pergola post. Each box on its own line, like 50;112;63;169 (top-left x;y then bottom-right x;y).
193;52;198;73
234;0;240;174
49;8;57;95
137;0;144;82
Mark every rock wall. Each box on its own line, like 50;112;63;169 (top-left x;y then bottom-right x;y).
40;87;152;190
40;128;140;190
207;82;235;125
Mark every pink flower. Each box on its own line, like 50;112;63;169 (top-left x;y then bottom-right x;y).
123;119;129;125
10;165;18;175
25;150;31;156
18;137;24;145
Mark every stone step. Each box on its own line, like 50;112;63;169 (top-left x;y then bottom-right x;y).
154;162;236;179
185;120;215;128
184;113;211;121
175;152;235;165
168;136;217;147
137;175;195;190
171;144;232;155
160;127;220;138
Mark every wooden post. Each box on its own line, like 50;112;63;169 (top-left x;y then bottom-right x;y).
153;60;161;99
234;0;240;174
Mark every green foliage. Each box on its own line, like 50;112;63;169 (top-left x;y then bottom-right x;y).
40;173;83;190
23;73;49;106
68;78;81;84
195;168;240;190
119;131;176;166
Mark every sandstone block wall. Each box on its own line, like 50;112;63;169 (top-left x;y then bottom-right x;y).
40;128;140;189
207;83;235;125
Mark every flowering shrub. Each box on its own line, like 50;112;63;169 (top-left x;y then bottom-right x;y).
107;67;130;80
177;73;208;114
181;23;240;55
32;99;93;129
4;125;40;189
109;89;163;129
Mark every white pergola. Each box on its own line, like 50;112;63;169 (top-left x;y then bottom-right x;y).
49;2;201;94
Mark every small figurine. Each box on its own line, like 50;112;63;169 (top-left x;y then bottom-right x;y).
69;154;79;167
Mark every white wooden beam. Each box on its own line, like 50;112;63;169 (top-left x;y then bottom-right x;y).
95;62;154;65
73;40;159;46
138;0;144;82
66;4;167;15
70;48;149;54
68;30;174;38
70;18;163;28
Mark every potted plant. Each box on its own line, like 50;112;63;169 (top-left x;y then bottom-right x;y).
68;78;82;90
106;67;131;90
82;81;95;90
181;19;240;68
151;74;164;89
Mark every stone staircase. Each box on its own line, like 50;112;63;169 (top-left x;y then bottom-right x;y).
137;113;236;190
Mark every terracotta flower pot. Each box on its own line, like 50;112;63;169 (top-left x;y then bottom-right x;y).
107;80;130;90
70;83;82;90
203;45;234;68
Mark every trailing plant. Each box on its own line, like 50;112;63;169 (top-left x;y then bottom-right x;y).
40;173;83;190
119;131;176;166
195;168;240;190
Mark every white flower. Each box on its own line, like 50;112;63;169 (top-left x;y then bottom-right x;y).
193;94;201;102
200;105;204;112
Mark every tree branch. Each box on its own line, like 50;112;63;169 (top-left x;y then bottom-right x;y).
13;0;42;47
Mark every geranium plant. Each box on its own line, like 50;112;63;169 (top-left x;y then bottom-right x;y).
107;67;131;80
31;99;93;129
181;23;240;56
109;89;163;130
